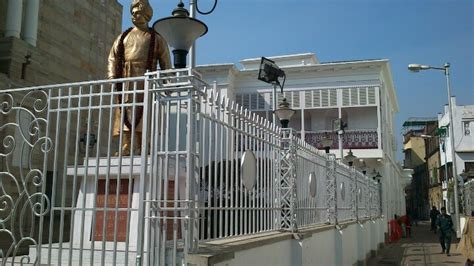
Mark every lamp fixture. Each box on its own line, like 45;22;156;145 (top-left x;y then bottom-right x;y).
153;2;208;68
320;133;334;154
372;171;382;183
258;57;286;92
274;98;295;128
408;61;461;237
360;161;368;175
344;149;357;167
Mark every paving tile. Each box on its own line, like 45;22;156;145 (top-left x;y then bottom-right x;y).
367;221;466;265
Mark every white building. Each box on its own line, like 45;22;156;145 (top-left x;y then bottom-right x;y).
197;53;409;220
438;97;474;210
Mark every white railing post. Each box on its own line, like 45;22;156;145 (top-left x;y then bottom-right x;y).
136;73;152;266
279;128;297;232
185;69;200;254
366;178;371;218
325;154;337;224
351;167;358;221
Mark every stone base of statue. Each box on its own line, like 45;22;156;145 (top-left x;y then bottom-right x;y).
27;157;185;265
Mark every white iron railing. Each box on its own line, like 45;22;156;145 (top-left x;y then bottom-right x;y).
0;69;381;265
463;180;474;216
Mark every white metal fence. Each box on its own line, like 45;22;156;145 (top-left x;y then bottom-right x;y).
0;69;381;265
463;180;474;216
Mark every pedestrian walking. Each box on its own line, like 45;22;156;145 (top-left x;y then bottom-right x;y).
412;209;419;226
400;214;412;238
437;207;455;256
430;206;440;233
458;211;474;265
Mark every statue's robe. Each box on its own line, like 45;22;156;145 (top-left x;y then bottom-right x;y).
107;27;171;135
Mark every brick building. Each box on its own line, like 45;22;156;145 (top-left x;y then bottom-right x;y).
0;0;122;255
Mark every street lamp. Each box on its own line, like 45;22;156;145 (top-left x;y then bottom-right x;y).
274;98;295;128
320;133;334;154
360;161;368;175
153;2;208;68
374;171;382;183
344;149;357;167
408;62;461;236
333;118;347;160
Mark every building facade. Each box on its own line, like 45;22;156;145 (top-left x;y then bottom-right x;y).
0;0;122;89
196;53;408;220
402;118;438;220
438;97;474;213
424;122;444;211
0;0;122;255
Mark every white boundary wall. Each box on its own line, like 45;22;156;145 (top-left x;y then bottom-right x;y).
190;218;386;266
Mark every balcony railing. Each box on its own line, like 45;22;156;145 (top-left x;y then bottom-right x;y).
298;130;379;150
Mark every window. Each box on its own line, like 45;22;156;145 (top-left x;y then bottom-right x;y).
463;121;471;136
465;162;474;172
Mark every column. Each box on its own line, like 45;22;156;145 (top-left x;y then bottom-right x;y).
376;86;382;149
5;0;23;38
300;108;305;139
23;0;40;46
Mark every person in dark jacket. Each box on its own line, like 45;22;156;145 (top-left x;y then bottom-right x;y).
437;207;455;256
430;206;440;233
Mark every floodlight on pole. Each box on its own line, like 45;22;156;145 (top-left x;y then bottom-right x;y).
408;62;461;237
258;57;286;123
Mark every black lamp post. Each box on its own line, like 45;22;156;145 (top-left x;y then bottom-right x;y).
153;2;208;68
320;133;333;154
344;149;357;167
274;98;295;128
360;161;367;175
373;171;382;183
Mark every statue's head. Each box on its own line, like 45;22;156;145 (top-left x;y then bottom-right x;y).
130;0;153;29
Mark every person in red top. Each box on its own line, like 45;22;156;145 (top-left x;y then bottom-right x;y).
389;215;403;242
400;214;412;237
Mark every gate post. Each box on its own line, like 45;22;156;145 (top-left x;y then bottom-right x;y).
184;69;200;255
279;128;297;232
325;154;337;224
351;167;358;221
135;72;153;265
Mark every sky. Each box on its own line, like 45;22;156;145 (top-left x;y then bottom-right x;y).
118;0;474;161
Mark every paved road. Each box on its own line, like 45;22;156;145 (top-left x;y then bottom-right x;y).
367;220;466;266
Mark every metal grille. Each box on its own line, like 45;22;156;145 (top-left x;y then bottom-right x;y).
464;180;474;216
293;137;328;227
0;69;382;265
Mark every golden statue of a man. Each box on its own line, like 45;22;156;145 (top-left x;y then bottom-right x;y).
108;0;171;155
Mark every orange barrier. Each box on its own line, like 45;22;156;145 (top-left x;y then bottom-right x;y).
388;219;402;242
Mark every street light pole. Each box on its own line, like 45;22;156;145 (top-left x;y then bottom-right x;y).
443;64;461;236
272;82;278;124
189;0;196;68
408;62;461;236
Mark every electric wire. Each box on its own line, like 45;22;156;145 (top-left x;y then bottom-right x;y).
196;0;218;15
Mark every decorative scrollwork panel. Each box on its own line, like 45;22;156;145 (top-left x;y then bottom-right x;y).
0;90;51;263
